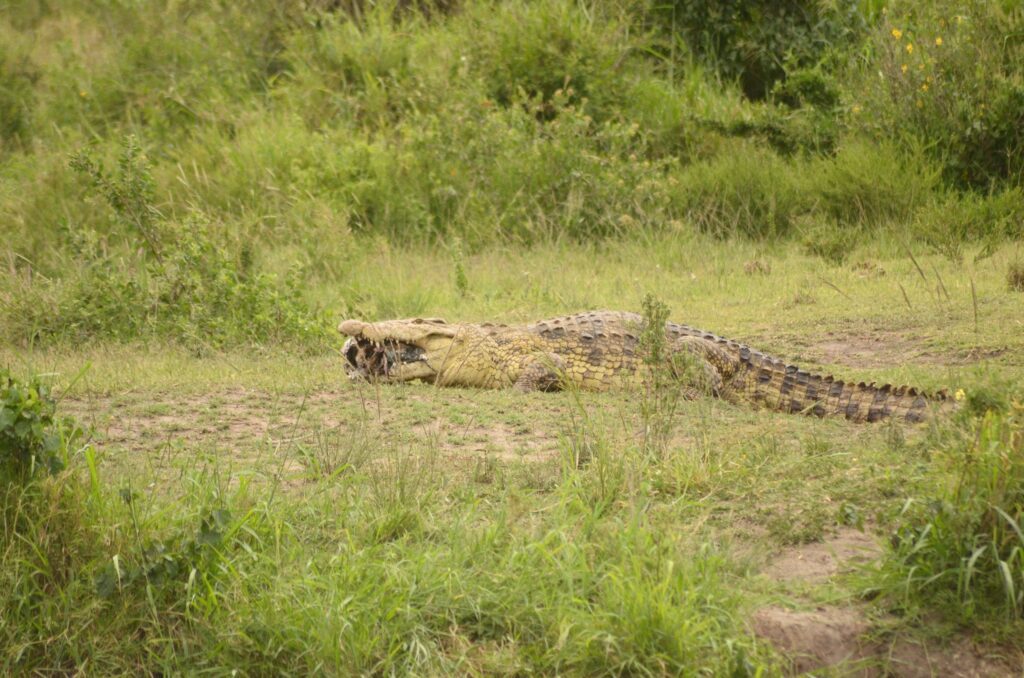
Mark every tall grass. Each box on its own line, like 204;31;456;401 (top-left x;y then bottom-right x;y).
1;368;769;673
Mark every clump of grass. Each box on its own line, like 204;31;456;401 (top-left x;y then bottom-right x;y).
913;187;1024;262
798;215;856;264
806;139;941;226
879;407;1024;620
1007;262;1024;292
672;142;806;238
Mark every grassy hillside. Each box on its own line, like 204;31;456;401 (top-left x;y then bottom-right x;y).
2;0;1023;348
2;0;1024;674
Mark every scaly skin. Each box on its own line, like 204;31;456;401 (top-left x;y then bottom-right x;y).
339;311;952;423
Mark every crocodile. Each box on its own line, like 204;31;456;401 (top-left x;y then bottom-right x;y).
338;311;951;423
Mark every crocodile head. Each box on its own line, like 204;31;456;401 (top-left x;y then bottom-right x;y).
338;317;457;383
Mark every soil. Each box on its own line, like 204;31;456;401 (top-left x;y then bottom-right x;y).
754;530;1022;676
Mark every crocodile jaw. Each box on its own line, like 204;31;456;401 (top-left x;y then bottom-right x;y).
339;318;455;383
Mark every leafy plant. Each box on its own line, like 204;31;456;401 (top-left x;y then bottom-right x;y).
1;369;79;481
649;0;870;100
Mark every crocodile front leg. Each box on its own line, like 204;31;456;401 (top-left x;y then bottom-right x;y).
513;353;567;392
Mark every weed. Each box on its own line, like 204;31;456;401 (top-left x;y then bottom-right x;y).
70;136;165;262
637;294;684;460
799;216;856;264
450;235;470;297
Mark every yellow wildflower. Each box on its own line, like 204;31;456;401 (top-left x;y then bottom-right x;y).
891;28;903;39
955;388;966;401
935;37;943;46
921;83;929;92
852;104;862;114
916;100;923;108
901;64;908;74
906;43;914;54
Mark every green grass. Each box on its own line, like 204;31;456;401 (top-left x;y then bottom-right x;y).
3;0;1024;673
4;238;1024;673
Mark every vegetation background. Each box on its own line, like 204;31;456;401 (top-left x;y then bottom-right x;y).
1;0;1023;674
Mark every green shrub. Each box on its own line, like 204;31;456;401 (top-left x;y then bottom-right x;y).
0;370;79;481
807;139;941;226
460;0;632;121
885;407;1024;619
798;216;857;264
2;136;332;350
703;103;840;155
853;1;1024;188
647;0;870;100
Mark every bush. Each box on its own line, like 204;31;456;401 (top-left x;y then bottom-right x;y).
2;137;332;350
912;187;1024;261
460;0;632;121
807;139;941;226
853;1;1024;188
647;0;870;100
0;370;78;481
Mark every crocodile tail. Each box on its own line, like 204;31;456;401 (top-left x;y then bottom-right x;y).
731;348;952;423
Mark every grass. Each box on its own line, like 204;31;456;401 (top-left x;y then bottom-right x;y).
2;0;1024;673
4;238;1024;673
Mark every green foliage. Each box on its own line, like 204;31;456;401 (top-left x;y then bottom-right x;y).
808;139;941;226
885;407;1024;619
94;506;236;601
3;136;333;349
0;370;76;481
912;187;1024;262
853;1;1024;188
799;216;857;264
638;293;680;458
649;0;870;99
70;136;165;261
673;143;805;238
461;0;630;121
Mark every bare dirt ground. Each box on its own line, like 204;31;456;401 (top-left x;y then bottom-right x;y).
754;529;1021;676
